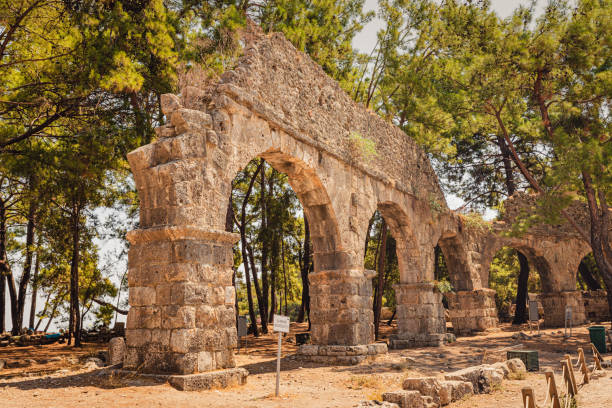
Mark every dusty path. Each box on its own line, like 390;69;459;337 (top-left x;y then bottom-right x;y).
1;322;610;407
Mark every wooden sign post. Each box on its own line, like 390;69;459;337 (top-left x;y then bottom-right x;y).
273;314;290;397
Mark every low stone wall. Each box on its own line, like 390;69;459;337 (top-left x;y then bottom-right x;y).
446;289;498;335
297;343;387;365
582;290;610;322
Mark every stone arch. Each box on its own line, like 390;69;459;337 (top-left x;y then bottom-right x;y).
360;200;447;348
376;201;421;283
436;232;476;291
228;148;343;273
483;244;555;293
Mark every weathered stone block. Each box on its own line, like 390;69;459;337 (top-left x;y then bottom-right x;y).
108;337;126;366
171;108;212;135
444;365;503;394
167;368;248;391
125;329;152;347
383;391;425;408
127;306;161;329
444;380;474;402
129;286;157;306
161;305;196;329
298;345;319;356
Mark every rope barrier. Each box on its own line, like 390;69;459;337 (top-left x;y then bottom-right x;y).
523;344;609;408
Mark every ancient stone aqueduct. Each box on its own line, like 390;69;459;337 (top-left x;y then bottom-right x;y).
123;28;605;382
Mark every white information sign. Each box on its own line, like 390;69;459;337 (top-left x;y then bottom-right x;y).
273;314;290;333
273;314;290;397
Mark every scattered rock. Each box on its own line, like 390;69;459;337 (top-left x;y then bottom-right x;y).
383;390;425;408
84;357;104;369
402;377;473;406
444;365;504;394
445;380;474;401
403;377;447;404
354;401;399;408
491;358;527;379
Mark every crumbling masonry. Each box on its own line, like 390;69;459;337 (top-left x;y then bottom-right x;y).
124;27;607;381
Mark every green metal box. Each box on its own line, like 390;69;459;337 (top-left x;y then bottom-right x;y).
507;350;539;371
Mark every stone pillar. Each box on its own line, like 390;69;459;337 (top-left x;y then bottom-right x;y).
297;269;388;364
390;282;446;348
308;269;374;345
124;226;247;388
539;291;586;327
446;289;498;335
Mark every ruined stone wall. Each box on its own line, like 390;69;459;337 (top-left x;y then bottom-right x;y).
124;25;607;378
215;28;446;208
125;26;452;375
583;290;611;322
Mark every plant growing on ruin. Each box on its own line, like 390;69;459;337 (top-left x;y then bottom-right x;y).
459;212;492;232
348;131;378;163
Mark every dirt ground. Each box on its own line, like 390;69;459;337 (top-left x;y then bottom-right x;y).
1;322;611;408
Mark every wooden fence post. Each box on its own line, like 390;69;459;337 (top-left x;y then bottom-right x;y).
544;369;561;408
564;354;579;394
578;347;589;384
521;387;536;408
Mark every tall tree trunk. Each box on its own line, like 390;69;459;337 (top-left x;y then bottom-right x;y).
240;229;258;336
578;259;601;290
282;238;288;315
0;199;17;334
2;202;19;335
0;274;5;333
7;271;17;334
237;162;263;336
259;161;269;333
16;193;37;331
373;219;388;340
225;191;239;326
513;251;530;324
247;243;267;333
582;175;612;328
387;309;396;325
496;134;531;325
29;245;41;329
269;233;279;323
69;205;82;347
297;217;311;323
0;199;6;333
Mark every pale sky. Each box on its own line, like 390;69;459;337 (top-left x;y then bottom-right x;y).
353;0;546;54
3;1;546;332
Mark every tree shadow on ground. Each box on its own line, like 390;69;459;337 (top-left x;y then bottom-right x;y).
1;368;166;391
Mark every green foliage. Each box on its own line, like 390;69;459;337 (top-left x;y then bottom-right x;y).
459;212;491;232
365;211;400;311
349;131;379;163
232;159;308;323
490;247;540;320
